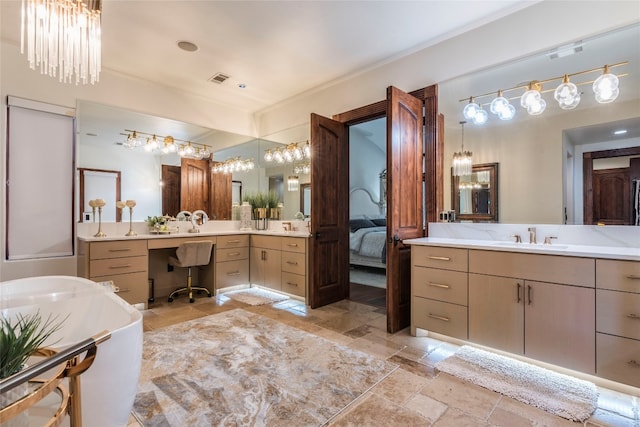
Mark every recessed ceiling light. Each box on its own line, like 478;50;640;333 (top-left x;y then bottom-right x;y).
613;129;628;135
177;40;199;52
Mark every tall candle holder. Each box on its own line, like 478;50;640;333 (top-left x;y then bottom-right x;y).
88;199;97;222
125;200;137;236
93;198;107;237
116;201;126;222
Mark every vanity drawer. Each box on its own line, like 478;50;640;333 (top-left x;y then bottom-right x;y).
90;240;147;260
215;260;249;288
216;234;249;249
90;255;147;277
251;235;281;250
412;266;468;306
282;237;306;253
412;246;468;272
90;271;148;305
281;272;305;297
412;296;468;340
282;252;305;275
216;247;249;262
596;333;640;388
469;250;595;287
597;290;640;340
596;259;640;293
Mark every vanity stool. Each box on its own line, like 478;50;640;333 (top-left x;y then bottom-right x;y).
167;240;214;303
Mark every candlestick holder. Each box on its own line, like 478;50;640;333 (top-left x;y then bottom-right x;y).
88;199;97;222
125;200;137;236
93;198;107;237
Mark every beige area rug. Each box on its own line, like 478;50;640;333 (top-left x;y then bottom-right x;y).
223;287;289;305
133;308;397;426
435;345;598;422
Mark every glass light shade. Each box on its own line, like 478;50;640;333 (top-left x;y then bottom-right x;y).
490;94;509;115
463;101;480;120
452;151;473;176
593;72;619;94
527;98;546;115
472;109;488;125
559;92;581;110
264;149;273;162
303;142;311;158
554;81;578;103
287;176;299;191
520;89;541;108
498;104;516;120
595;86;619;104
273;149;284;163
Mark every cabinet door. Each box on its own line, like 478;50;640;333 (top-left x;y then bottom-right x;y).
524;280;595;374
250;247;266;286
263;248;282;291
469;273;524;355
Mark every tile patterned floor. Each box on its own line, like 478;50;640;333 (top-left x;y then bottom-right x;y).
129;293;640;427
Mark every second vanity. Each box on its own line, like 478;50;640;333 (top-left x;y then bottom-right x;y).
405;229;640;390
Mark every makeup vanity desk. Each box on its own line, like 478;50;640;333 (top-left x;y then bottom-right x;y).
77;230;310;307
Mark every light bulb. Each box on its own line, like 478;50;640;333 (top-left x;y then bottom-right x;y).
498;104;516;120
527;98;546;115
520;89;541;108
554;75;578;103
490;91;509;115
472;109;488;125
463;98;480;120
595;86;619;104
559;92;581;110
264;149;273;162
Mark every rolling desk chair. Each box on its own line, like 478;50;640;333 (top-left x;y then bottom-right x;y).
167;240;214;303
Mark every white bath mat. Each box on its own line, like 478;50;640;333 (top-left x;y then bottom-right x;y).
435;345;598;422
224;287;289;306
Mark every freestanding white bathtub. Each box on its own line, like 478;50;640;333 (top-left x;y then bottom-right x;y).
0;275;143;427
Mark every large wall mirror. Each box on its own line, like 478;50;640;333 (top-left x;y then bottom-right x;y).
76;101;310;222
451;163;498;222
439;23;640;225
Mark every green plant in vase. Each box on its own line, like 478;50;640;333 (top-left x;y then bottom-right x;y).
0;311;66;379
146;215;167;232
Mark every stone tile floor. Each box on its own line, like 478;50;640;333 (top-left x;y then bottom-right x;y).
129;293;639;427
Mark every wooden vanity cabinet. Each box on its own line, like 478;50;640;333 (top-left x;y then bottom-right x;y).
250;235;282;291
215;234;249;290
468;250;596;374
595;259;640;387
79;240;149;305
281;237;307;298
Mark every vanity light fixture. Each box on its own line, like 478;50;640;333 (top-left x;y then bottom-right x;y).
20;0;102;85
452;121;473;177
460;61;627;124
212;157;255;174
123;129;211;159
264;140;311;164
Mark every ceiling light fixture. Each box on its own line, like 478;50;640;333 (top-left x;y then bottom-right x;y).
613;129;628;135
459;61;627;125
452;121;473;177
212;157;255;174
264;140;311;163
21;0;102;85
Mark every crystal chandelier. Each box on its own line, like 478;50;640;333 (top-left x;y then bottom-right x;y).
21;0;102;85
452;121;473;177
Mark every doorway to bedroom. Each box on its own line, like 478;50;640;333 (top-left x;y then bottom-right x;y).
348;117;387;311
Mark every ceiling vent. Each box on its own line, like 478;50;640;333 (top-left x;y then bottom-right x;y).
209;73;230;84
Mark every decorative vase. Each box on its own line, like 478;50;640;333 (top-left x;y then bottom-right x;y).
240;202;252;231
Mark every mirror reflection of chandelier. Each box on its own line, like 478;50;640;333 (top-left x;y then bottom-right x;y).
452;121;473;176
212;157;255;174
264;141;311;163
121;130;211;159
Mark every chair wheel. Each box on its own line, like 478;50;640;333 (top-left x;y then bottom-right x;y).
168;297;174;303
189;298;195;303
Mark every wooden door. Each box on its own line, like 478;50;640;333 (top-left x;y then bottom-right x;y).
210;169;232;220
592;168;630;225
524;280;595;373
181;158;210;214
309;113;349;308
469;274;524;354
162;165;181;216
386;86;424;333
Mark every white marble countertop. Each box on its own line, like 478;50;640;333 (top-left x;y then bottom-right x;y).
404;237;640;261
78;229;311;242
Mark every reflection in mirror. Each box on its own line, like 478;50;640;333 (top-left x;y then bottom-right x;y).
452;163;499;223
76;101;310;221
300;183;311;218
440;24;640;225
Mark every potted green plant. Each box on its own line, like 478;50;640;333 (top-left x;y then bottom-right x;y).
146;215;167;232
0;311;66;380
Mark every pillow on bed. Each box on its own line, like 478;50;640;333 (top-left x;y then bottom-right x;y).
349;218;376;232
371;218;386;226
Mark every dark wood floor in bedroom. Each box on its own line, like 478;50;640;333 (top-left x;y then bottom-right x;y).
349;282;386;310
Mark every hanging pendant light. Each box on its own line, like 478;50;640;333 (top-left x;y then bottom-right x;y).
452;121;473;177
593;65;620;104
554;74;580;109
463;97;480;120
287;175;299;191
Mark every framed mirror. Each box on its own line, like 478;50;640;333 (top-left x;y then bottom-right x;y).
451;162;498;222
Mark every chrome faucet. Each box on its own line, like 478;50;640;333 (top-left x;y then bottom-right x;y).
528;227;537;244
511;234;522;243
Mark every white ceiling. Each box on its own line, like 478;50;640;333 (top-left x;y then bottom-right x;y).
0;0;537;113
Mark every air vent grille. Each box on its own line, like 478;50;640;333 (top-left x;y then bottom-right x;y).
209;73;230;84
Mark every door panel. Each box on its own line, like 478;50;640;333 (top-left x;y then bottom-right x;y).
386;86;425;332
181;158;210;214
309;113;349;308
162;165;181;216
593;168;630;225
210;169;232;220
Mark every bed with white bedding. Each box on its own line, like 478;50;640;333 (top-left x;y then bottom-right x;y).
349;219;386;269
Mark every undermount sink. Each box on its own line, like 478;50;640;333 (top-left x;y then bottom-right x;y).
491;242;569;250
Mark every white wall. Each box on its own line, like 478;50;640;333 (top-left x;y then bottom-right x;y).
349;128;386;218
